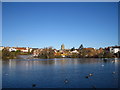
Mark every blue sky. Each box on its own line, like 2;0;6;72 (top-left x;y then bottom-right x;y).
2;2;118;49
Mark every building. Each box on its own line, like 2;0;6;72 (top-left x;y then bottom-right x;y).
109;46;120;53
0;46;5;50
8;47;33;53
17;47;29;52
9;47;17;52
61;44;65;50
71;50;79;54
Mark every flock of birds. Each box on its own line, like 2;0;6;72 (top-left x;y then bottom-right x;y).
85;73;93;78
31;73;116;88
4;58;117;88
31;58;117;88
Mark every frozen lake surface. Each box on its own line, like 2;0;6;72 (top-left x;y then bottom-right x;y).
2;58;119;88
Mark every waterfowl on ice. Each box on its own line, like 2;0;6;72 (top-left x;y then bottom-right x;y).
89;73;93;76
64;79;69;84
32;84;36;87
85;76;89;78
112;72;116;74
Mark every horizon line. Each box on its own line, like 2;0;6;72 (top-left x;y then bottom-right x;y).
0;45;119;49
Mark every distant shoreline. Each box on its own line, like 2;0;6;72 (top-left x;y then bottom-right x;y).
2;55;118;60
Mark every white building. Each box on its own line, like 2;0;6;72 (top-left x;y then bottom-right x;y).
9;48;17;52
71;50;79;54
0;46;4;50
9;47;33;53
109;46;120;53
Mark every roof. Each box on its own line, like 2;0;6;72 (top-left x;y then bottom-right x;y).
84;48;95;50
15;48;27;50
112;46;120;48
106;46;120;49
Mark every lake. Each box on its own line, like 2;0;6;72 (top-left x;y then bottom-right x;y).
2;58;119;88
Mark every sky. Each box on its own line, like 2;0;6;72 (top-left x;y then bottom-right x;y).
2;2;118;49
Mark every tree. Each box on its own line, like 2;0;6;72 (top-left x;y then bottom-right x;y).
97;52;104;58
2;49;21;59
2;49;11;59
78;48;87;58
38;47;55;59
79;44;83;50
103;51;114;58
70;53;78;58
71;47;75;51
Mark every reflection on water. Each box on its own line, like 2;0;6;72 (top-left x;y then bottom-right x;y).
2;58;119;88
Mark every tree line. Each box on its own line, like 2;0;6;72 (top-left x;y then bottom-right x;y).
35;47;118;59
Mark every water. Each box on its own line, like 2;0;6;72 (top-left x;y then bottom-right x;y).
2;58;119;88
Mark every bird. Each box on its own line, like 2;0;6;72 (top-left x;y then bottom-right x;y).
89;73;93;76
64;79;69;84
112;72;116;74
32;84;36;87
85;76;89;78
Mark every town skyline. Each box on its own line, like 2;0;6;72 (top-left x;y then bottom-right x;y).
1;44;119;50
2;2;118;49
1;44;120;59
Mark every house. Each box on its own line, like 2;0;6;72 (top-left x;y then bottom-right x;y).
18;48;28;52
9;47;17;52
84;48;95;51
70;50;79;54
8;47;33;53
109;46;120;53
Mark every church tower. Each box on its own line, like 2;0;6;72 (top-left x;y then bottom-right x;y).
61;44;65;50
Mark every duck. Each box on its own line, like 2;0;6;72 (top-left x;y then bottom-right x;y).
112;72;116;74
32;84;36;87
64;79;69;84
85;76;89;78
89;73;93;76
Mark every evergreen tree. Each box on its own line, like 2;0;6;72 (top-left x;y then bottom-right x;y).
79;44;83;50
71;47;75;51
